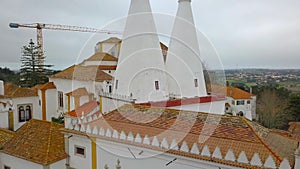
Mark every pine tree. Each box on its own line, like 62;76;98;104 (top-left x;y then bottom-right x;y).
20;39;52;87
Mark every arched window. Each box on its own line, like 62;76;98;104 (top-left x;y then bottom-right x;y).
237;111;244;117
25;105;32;121
18;106;25;122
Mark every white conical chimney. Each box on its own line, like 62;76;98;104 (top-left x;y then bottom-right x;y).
113;0;168;103
166;0;207;98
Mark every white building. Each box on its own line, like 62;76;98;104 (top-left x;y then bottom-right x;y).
225;86;256;120
0;82;40;131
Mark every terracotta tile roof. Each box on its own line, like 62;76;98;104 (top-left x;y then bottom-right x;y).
288;122;300;138
264;131;298;166
85;52;118;62
67;100;99;117
0;83;38;99
2;119;68;165
36;82;56;90
99;37;122;43
71;104;282;168
0;128;15;148
98;65;117;70
3;83;19;96
66;87;89;97
50;65;113;82
226;86;255;100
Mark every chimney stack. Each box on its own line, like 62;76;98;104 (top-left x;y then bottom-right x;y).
166;0;207;98
113;0;168;103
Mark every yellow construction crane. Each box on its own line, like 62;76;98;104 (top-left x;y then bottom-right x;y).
9;22;122;66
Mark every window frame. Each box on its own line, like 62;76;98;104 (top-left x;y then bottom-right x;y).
58;91;64;108
194;79;198;88
18;104;32;122
74;145;86;158
155;81;159;90
4;165;11;169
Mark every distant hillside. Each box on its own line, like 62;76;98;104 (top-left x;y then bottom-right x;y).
0;67;19;84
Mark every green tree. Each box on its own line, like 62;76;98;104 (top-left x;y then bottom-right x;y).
257;86;293;129
20;39;52;87
289;93;300;122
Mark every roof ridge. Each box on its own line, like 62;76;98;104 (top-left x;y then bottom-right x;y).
241;117;282;163
45;122;54;164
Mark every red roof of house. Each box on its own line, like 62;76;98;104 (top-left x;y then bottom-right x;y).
227;86;255;100
2;119;68;165
67;100;99;117
0;83;38;98
35;82;56;90
50;65;113;82
66;88;89;97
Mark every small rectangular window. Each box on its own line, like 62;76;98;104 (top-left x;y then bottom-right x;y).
75;145;86;158
247;100;251;104
194;79;198;87
115;80;118;90
4;165;11;169
231;100;235;105
155;81;159;90
237;100;245;105
58;91;64;108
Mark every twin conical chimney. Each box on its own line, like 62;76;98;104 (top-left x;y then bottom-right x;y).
113;0;206;103
166;0;207;98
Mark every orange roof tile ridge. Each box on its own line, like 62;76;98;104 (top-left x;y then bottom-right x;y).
242;117;283;163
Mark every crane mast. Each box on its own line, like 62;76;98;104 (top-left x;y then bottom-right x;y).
9;22;122;67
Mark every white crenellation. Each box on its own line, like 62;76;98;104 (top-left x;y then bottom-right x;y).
74;124;80;131
106;128;112;138
120;131;127;140
127;132;134;142
170;139;179;151
67;123;73;130
279;159;291;169
112;130;119;139
143;135;150;145
250;153;263;167
99;127;105;136
151;136;160;147
201;145;211;157
68;125;287;169
92;126;98;135
88;116;93;122
264;155;276;169
237;151;249;164
135;133;142;143
82;117;87;124
224;149;235;162
80;125;86;132
190;143;199;155
180;141;189;153
161;138;169;149
86;125;92;134
212;146;222;159
93;114;97;121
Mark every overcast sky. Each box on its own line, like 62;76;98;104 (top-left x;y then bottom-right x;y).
1;0;300;70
